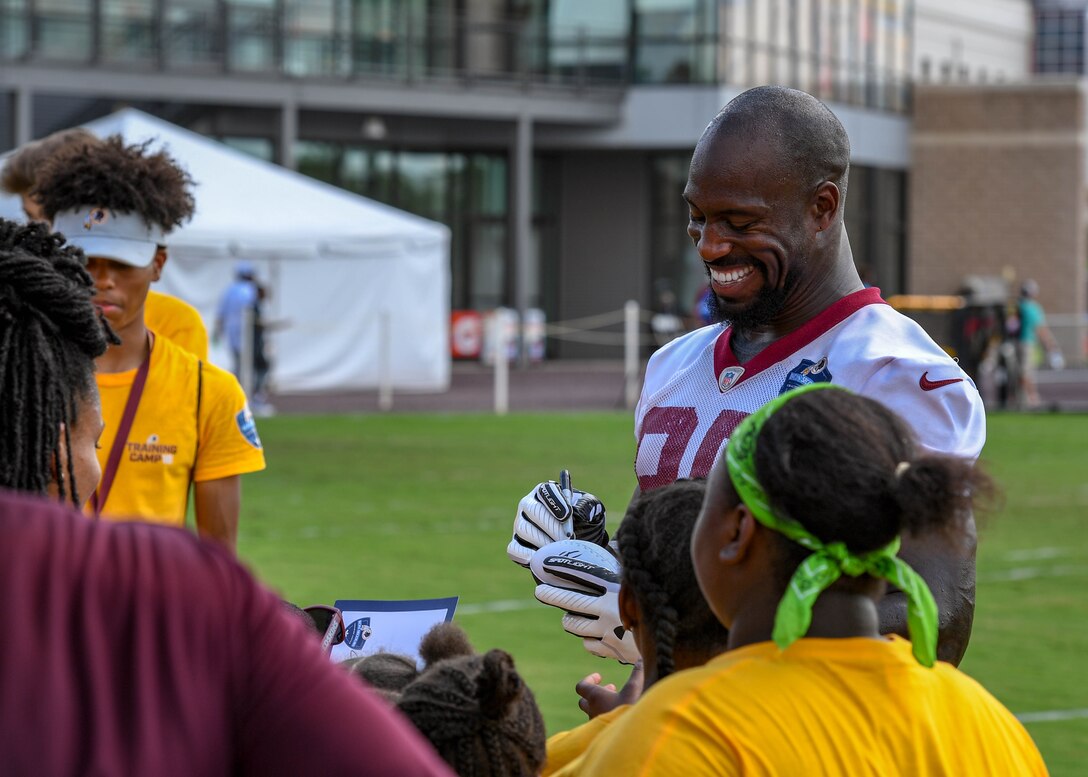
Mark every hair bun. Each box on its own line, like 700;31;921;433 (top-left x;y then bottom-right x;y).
476;649;521;720
418;622;474;666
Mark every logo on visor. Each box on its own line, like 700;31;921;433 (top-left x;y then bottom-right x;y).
83;207;110;231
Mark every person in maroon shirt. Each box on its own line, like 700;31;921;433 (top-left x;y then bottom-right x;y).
0;222;453;775
0;488;454;777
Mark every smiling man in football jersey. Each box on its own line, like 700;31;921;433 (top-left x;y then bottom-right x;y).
510;86;984;667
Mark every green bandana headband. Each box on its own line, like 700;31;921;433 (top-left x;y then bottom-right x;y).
725;383;939;667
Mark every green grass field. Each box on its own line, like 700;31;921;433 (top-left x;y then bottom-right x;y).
236;411;1087;775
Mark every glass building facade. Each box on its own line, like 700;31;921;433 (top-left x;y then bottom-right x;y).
1034;4;1088;74
1;0;912;108
1;0;914;341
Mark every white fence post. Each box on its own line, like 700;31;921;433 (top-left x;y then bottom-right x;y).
624;300;640;410
494;310;510;416
378;310;393;412
240;304;255;400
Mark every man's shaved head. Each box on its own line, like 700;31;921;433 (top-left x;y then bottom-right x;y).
704;86;851;216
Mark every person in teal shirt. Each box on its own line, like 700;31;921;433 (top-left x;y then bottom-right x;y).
1017;279;1062;408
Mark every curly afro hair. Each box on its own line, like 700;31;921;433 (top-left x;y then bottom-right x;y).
33;135;196;232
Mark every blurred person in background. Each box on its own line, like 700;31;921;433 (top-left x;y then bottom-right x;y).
1017;279;1063;409
1;127;209;360
215;260;273;413
35;136;265;551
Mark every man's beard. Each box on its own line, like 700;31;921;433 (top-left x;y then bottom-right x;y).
706;264;795;330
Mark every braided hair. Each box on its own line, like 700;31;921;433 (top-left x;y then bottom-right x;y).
0;219;116;504
616;479;730;680
395;623;546;777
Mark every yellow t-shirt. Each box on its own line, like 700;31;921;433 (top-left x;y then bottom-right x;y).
145;290;209;361
570;637;1047;777
544;705;629;776
93;334;266;524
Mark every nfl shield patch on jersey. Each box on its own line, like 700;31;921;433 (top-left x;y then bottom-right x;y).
780;357;833;394
236;406;263;449
718;366;745;393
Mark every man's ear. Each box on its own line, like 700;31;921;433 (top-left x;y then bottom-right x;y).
618;584;640;634
719;504;757;565
151;247;168;282
811;181;840;232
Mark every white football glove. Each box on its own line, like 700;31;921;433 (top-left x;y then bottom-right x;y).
530;539;641;666
507;473;607;568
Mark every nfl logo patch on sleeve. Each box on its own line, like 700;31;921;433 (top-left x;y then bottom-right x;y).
236;407;263;449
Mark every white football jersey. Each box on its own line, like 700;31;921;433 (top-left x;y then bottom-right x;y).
634;289;986;491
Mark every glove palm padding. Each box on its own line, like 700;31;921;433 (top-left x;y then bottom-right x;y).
530;540;641;666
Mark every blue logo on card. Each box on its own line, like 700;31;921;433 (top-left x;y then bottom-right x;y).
345;616;373;650
236;407;262;449
780;357;833;394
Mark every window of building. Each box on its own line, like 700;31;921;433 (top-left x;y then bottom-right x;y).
633;0;717;84
293;142;559;316
1034;8;1087;75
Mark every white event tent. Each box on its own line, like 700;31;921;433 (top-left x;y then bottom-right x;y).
0;109;451;393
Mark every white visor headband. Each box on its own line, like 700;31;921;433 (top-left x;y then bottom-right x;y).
53;207;167;268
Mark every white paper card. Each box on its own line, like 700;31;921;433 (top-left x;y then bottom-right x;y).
330;597;458;664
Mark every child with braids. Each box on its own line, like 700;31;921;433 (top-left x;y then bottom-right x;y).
543;479;730;776
349;622;547;776
570;385;1045;776
2;127;209;359
0;217;116;505
33;136;265;549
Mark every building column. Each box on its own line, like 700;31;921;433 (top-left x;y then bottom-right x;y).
279;101;297;170
14;87;33;147
512;112;533;365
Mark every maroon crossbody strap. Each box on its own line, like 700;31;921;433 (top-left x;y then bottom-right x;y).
91;345;152;517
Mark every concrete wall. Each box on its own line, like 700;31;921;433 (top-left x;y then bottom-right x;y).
910;82;1087;357
914;0;1033;82
555;151;651;358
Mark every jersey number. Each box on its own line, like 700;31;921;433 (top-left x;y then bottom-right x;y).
636;407;749;491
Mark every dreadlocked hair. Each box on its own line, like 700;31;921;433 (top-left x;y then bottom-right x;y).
0;218;117;504
396;623;546;777
34;134;196;229
616;479;730;680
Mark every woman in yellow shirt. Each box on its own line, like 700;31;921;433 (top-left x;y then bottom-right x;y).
571;384;1047;776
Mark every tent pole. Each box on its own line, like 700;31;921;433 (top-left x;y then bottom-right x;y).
279;100;297;170
14;87;33;147
513;112;533;367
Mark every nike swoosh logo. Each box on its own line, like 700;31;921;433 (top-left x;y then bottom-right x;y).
919;372;964;391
